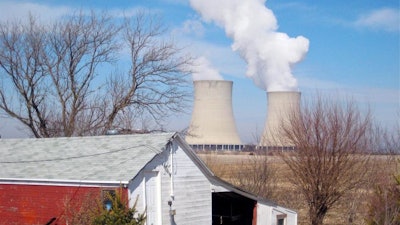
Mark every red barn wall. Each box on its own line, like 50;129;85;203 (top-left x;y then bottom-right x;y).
0;183;127;225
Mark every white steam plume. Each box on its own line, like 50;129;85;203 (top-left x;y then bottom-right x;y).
191;56;223;81
190;0;309;91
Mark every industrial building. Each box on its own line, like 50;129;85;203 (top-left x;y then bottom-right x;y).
260;91;300;148
186;80;300;151
186;80;244;151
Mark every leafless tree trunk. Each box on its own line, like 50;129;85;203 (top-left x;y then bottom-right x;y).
0;11;191;137
278;96;372;225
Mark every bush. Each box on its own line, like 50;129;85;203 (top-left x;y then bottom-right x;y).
62;188;145;225
365;175;400;225
93;189;146;225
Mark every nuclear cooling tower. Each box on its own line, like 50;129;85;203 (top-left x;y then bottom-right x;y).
186;80;241;149
260;91;300;147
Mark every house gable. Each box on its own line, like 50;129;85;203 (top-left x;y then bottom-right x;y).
128;136;212;225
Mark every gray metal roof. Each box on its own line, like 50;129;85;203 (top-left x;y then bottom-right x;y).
0;132;176;183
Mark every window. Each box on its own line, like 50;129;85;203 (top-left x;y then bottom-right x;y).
277;214;287;225
102;190;116;211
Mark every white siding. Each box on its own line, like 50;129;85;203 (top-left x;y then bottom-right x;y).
144;171;161;225
166;141;211;225
256;203;297;225
275;206;298;225
128;150;168;224
128;140;211;225
257;204;273;225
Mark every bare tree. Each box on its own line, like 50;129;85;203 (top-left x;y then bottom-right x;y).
44;12;120;137
366;174;400;225
103;12;191;133
365;123;400;225
0;13;118;137
278;96;372;225
0;16;49;137
0;11;191;137
234;149;277;199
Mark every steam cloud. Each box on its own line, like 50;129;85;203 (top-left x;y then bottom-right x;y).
191;56;224;81
190;0;309;91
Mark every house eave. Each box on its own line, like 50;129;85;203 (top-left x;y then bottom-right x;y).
0;178;128;187
173;133;298;214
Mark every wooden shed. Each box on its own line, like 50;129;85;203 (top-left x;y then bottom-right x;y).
0;132;296;225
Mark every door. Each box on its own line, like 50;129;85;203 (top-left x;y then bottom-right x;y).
145;171;160;225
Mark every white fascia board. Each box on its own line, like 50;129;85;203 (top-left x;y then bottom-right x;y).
275;205;297;215
210;183;230;192
0;178;128;187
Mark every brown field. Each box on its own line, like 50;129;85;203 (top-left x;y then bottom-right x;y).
196;152;400;225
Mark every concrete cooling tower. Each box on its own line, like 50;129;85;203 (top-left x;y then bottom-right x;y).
260;91;300;147
186;80;242;150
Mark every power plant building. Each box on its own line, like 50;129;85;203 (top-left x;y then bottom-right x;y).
260;91;300;148
186;80;243;151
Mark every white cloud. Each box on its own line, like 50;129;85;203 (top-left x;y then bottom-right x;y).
0;1;72;23
182;19;206;37
185;39;246;78
172;19;205;37
170;24;247;78
0;1;161;24
354;8;399;32
108;7;162;18
190;0;309;92
191;56;223;80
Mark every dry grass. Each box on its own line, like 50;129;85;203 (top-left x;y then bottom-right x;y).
197;152;400;225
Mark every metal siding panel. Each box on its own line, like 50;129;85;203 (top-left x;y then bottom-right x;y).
171;145;211;225
144;171;161;225
129;175;145;213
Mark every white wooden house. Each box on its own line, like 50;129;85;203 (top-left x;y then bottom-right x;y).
0;132;296;225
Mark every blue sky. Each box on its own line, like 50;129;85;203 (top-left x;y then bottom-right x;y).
0;0;398;143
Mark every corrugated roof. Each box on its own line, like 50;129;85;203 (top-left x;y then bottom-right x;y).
0;132;175;183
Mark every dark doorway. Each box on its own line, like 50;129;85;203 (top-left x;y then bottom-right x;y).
212;192;256;225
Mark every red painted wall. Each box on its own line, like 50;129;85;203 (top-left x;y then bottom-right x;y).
0;183;127;225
